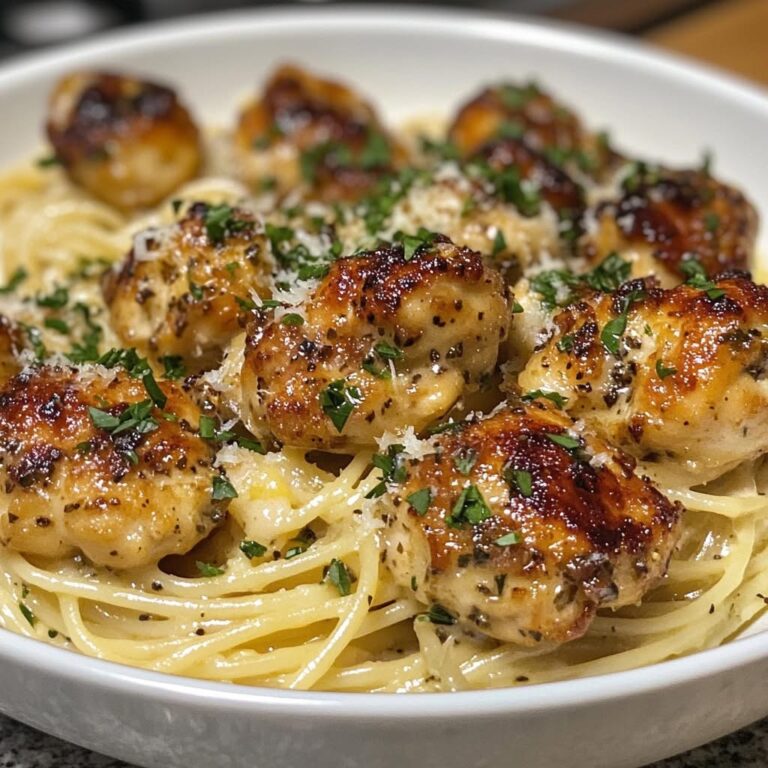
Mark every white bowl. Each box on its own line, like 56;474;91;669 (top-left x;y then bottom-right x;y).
0;7;767;768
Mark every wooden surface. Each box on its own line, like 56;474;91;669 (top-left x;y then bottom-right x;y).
648;0;768;86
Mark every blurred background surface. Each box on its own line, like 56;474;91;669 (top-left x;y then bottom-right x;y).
0;0;766;86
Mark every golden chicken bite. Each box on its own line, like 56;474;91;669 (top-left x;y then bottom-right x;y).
448;81;620;180
241;236;509;450
518;274;768;484
584;164;757;286
380;400;681;646
0;364;227;569
46;71;202;210
103;201;272;372
234;64;407;201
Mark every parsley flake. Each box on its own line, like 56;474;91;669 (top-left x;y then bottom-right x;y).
521;390;567;408
447;484;492;527
320;380;362;432
325;558;353;596
494;531;522;547
406;488;432;516
240;540;267;559
196;561;225;577
212;475;238;501
656;360;677;379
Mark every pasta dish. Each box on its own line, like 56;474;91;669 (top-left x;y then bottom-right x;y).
0;64;765;692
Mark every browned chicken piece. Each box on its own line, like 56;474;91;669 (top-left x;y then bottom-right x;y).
0;364;227;568
234;64;407;201
448;81;620;180
583;164;757;286
46;72;202;210
472;137;585;223
241;236;509;451
0;316;25;383
517;273;768;484
103;201;272;372
380;400;681;646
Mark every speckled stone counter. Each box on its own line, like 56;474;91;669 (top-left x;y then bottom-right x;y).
0;713;767;768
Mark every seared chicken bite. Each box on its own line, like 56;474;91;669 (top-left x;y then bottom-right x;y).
0;364;226;568
584;164;757;286
234;64;406;201
381;400;681;645
518;273;768;484
241;236;509;450
103;202;272;372
448;81;619;180
46;71;202;210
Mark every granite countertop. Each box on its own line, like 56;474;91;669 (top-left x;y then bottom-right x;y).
1;713;767;768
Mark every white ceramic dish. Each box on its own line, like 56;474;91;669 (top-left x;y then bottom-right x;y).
0;7;767;768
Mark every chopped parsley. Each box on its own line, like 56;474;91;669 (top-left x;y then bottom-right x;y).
468;161;541;217
21;324;46;361
393;228;437;261
43;317;70;334
656;360;677;379
359;132;391;169
285;527;316;559
419;136;460;162
66;303;103;363
530;269;580;309
18;602;36;627
240;540;267;560
362;341;402;379
494;531;522;547
512;300;524;314
203;203;249;244
161;355;186;380
491;229;507;257
35;285;68;309
521;389;567;408
319;379;362;432
281;313;305;326
406;488;432;516
505;468;533;498
446;484;492;527
325;558;353;596
453;448;477;476
188;280;204;301
196;561;225;577
557;335;574;352
546;432;581;451
680;259;725;300
425;603;456;626
704;212;720;233
583;252;630;292
365;444;406;499
211;475;238;501
601;289;644;356
88;399;158;437
0;267;27;295
36;154;61;168
497;81;540;109
531;253;631;309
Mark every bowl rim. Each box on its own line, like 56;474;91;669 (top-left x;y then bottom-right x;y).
1;3;767;716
